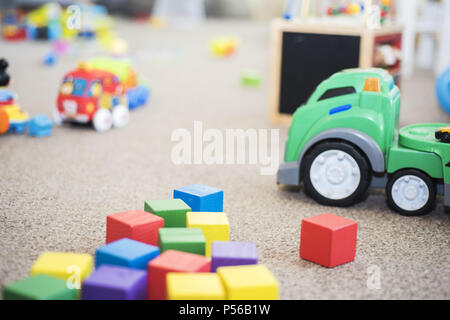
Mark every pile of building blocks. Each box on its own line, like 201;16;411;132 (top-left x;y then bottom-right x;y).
2;184;279;300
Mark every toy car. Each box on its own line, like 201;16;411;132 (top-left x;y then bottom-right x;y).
277;68;450;216
54;63;130;132
86;57;150;110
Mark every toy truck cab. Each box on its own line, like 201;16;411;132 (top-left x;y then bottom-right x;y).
278;68;450;216
54;64;130;132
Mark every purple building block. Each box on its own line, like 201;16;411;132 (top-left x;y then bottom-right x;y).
211;241;258;272
82;265;147;300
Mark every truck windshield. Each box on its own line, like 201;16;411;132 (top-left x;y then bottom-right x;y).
72;78;88;96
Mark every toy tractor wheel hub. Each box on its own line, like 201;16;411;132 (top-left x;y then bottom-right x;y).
391;175;429;211
309;149;361;200
326;166;345;184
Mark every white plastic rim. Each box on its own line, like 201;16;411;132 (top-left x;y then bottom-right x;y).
309;149;361;200
391;175;429;212
52;107;63;126
112;105;130;128
92;108;113;132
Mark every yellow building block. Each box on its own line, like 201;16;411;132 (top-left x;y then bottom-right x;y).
217;265;279;300
166;273;226;300
186;212;229;257
30;252;93;286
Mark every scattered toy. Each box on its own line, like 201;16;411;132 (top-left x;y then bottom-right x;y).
241;70;262;87
300;213;358;268
144;199;192;227
82;265;147;300
210;36;239;57
211;241;258;272
166;273;225;300
28;114;53;137
436;66;450;115
106;210;164;246
95;238;159;270
174;184;223;212
277;68;450;216
186;212;230;257
158;227;206;255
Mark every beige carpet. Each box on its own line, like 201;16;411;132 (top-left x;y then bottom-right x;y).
0;19;449;300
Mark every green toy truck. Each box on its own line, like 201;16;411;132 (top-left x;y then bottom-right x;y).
277;68;450;216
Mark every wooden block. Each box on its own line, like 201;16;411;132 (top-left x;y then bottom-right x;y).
186;212;230;257
3;275;77;300
30;252;93;284
82;265;147;300
106;210;164;246
147;250;211;300
144;199;191;227
166;273;225;300
211;241;257;272
217;265;279;300
300;213;358;268
96;238;159;270
158;228;206;255
174;184;223;212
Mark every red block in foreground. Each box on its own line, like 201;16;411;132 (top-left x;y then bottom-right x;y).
300;213;357;268
147;250;211;300
106;210;164;246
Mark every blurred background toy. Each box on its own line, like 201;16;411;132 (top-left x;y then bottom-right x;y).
0;58;30;135
210;36;239;57
1;8;27;41
436;66;450;116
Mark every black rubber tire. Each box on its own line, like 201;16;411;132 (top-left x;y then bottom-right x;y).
386;169;436;216
302;141;372;207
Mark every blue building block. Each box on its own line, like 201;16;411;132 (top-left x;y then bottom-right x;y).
28;114;53;137
9;121;29;134
43;51;57;67
127;85;150;110
173;184;223;212
95;238;159;270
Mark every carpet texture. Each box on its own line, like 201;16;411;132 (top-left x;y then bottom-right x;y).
0;19;449;300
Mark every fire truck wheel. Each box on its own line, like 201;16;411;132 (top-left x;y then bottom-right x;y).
93;108;113;132
112;105;130;128
52;108;63;126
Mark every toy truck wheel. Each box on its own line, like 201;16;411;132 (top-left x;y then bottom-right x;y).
386;169;436;216
52;108;63;126
302;141;371;207
92;108;113;132
112;105;130;128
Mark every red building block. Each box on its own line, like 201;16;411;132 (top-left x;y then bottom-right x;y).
147;250;210;300
300;213;357;268
106;210;164;246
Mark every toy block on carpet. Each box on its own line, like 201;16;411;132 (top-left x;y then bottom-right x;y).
147;250;211;300
144;199;191;227
30;252;93;285
96;238;159;270
82;265;147;300
158;228;206;255
166;273;225;300
28;114;53;137
186;212;229;257
106;210;164;246
211;241;257;272
174;184;223;212
2;274;77;300
300;213;358;268
217;265;279;300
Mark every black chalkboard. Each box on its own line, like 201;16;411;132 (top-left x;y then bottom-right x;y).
279;32;361;115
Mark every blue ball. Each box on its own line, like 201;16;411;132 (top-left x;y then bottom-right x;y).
436;67;450;115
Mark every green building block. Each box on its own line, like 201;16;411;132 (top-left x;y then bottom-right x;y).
2;274;78;300
241;70;261;87
158;228;206;255
144;199;191;227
